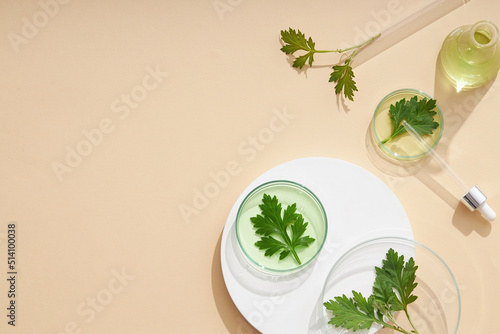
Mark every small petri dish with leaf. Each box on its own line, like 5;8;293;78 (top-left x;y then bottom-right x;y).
371;89;444;161
235;180;328;275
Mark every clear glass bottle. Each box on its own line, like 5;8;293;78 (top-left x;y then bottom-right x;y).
439;20;500;91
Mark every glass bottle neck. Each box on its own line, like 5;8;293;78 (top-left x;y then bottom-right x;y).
458;20;499;63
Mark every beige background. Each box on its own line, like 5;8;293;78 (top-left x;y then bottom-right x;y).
1;0;499;333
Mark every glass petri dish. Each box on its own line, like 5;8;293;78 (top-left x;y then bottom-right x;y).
371;89;444;161
320;237;461;334
235;180;327;275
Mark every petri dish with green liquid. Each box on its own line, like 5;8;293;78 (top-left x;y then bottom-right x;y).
371;89;444;161
235;180;327;275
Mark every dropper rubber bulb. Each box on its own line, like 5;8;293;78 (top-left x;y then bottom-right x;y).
479;203;496;221
462;185;497;221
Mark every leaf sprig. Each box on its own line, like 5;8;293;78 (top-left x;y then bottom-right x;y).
250;194;315;265
280;28;380;101
324;248;420;334
382;96;439;144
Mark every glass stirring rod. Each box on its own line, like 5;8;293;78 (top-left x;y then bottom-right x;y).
403;120;496;221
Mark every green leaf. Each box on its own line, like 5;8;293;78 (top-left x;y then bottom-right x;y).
280;28;316;69
372;275;404;314
250;196;281;236
385;98;408;142
280;28;381;102
255;236;286;257
283;202;298;227
374;248;419;308
404;97;438;136
329;62;358;101
382;96;439;144
279;249;290;260
293;53;313;69
324;248;421;334
324;293;381;331
250;194;315;265
280;28;315;54
290;214;310;245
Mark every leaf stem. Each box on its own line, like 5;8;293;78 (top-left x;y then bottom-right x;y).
290;248;302;265
382;125;406;144
381;136;392;144
385;312;414;334
280;226;302;265
346;32;381;60
405;308;420;334
314;33;381;54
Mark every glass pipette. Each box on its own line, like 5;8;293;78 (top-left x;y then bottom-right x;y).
403;120;496;221
354;0;470;67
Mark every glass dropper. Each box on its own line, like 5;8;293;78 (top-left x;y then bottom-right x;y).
403;120;496;221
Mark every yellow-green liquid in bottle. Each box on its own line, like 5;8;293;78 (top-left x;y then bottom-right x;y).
440;20;500;91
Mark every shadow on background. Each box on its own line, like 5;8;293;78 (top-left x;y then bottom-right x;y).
366;122;458;211
452;202;492;237
433;53;495;161
211;231;260;334
434;53;495;237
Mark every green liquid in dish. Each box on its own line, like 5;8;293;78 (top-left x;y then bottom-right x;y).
372;90;442;161
236;181;327;273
